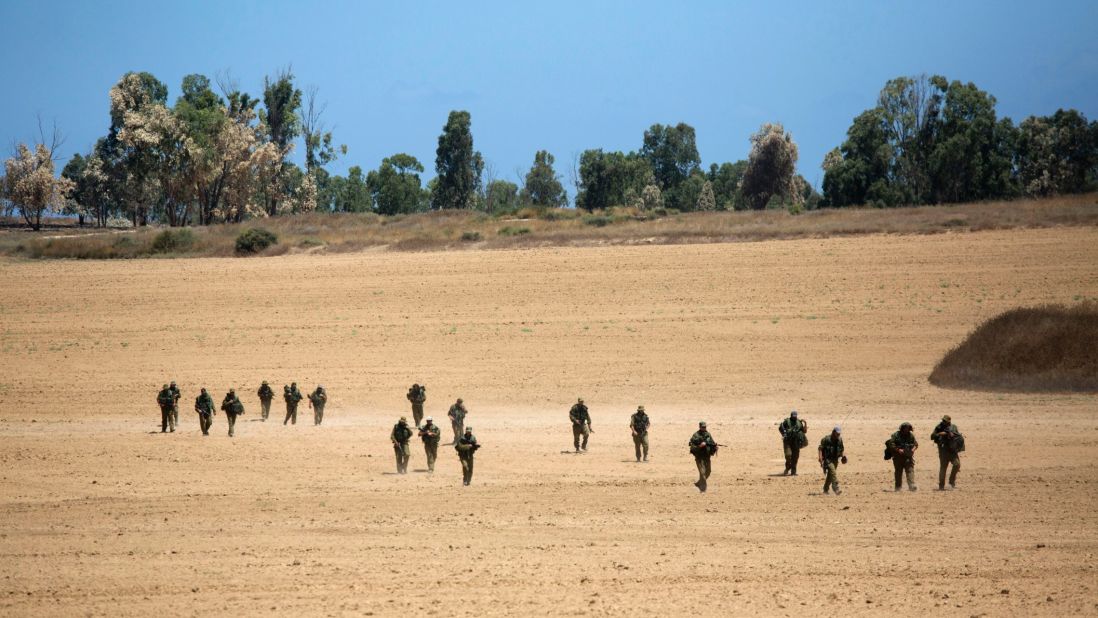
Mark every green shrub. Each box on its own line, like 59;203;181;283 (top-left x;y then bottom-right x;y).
297;237;325;248
583;215;613;227
461;231;482;242
235;228;278;255
150;228;196;254
497;226;531;237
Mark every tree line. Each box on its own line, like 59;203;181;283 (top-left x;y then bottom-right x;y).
3;70;1096;230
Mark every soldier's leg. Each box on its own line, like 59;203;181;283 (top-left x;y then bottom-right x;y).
823;461;834;493
938;449;948;489
572;425;581;451
412;404;423;428
427;443;437;471
581;426;590;450
261;401;269;421
641;434;649;460
633;435;642;461
172;405;178;428
461;457;472;485
783;443;793;474
905;461;917;490
949;454;960;487
291;405;298;425
161;408;169;432
831;462;841;495
790;447;800;475
893;458;903;490
694;456;706;488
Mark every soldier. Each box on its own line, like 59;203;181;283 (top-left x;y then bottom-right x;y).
390;416;414;474
257;381;274;421
886;422;919;491
283;384;302;425
688;421;718;493
156;384;176;433
418;416;442;473
629;405;650;462
455;426;480;486
447;398;468;444
308;385;328;426
931;415;964;490
407;383;427;427
568;398;592;453
779;410;808;476
194;387;215;436
818;426;848;495
220;388;245;438
169;381;181;429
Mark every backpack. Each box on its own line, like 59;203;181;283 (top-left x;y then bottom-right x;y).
785;420;807;449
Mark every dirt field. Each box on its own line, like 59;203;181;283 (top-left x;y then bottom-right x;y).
1;227;1097;616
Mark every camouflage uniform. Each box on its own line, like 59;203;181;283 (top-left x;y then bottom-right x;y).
257;382;274;421
169;382;181;429
220;390;244;437
886;423;919;491
194;388;215;436
448;400;467;444
779;411;808;475
931;416;963;490
283;384;302;425
818;428;846;495
418;418;442;472
308;386;327;426
455;428;479;486
157;384;176;433
407;384;426;428
688;423;718;492
569;399;591;452
629;406;650;462
391;417;414;474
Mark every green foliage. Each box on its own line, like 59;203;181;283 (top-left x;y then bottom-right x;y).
326;166;373;212
367;154;427;215
520;150;567;208
261;68;302;149
497;225;530;236
708;161;748;210
583;214;614;227
484;180;519;214
576;149;652;210
460;231;482;241
640;123;701;210
234;228;278;254
433;111;484;209
150;228;196;254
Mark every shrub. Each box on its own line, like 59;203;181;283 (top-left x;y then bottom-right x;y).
297;237;325;248
150;228;196;254
583;215;613;227
235;228;278;255
461;231;482;242
498;226;530;236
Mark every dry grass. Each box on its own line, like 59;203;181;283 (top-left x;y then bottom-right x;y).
2;192;1096;259
929;303;1098;392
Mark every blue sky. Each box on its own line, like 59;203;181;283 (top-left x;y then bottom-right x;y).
2;0;1095;194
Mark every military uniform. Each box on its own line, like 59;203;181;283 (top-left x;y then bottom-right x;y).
448;400;467;444
308;386;327;426
455;428;479;486
569;399;591;452
220;390;244;437
169;382;181;429
391;417;414;474
931;415;963;490
629;406;650;462
886;423;919;491
779;411;808;475
419;417;442;472
194;389;215;436
257;382;274;421
156;384;176;433
818;428;846;495
688;422;718;492
283;384;303;425
407;384;426;427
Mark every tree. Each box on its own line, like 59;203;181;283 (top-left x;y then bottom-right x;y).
1016;109;1097;196
260;68;302;215
640;123;701;210
696;180;716;211
708;161;748;210
740;123;800;210
575;149;652;210
484;179;519;213
4;125;74;231
327;166;372;212
368;153;427;215
433;110;483;210
61;153;90;225
103;71;169;226
520;150;567;208
301;85;344;173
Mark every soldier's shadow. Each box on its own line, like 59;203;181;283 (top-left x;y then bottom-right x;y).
559;450;583;455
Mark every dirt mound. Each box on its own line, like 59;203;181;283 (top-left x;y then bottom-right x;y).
930;303;1098;392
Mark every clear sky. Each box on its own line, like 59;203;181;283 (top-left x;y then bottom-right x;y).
2;0;1095;194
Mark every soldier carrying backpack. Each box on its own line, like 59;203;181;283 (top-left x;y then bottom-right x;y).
779;410;808;476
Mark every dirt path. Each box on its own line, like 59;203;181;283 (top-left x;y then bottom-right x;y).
1;227;1096;616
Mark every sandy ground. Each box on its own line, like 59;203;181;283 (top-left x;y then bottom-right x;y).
1;227;1097;616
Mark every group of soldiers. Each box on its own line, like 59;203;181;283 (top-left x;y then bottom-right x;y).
155;381;327;437
156;381;967;492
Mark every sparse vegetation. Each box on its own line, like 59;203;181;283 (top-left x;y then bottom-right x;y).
929;303;1098;392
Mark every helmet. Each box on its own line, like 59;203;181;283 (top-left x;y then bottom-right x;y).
637;405;645;412
456;398;463;404
262;381;268;385
900;422;913;430
578;397;584;404
699;421;707;428
790;410;798;418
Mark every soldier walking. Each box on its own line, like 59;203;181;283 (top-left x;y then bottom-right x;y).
818;426;847;495
569;398;592;453
629;405;650;462
931;415;964;490
447;398;468;445
194;387;215;436
779;410;808;476
220;389;244;438
169;381;181;429
407;383;426;427
455;426;480;486
157;384;176;433
283;384;302;425
688;421;718;493
257;381;274;421
419;416;442;472
308;385;328;426
391;416;414;474
886;422;919;491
